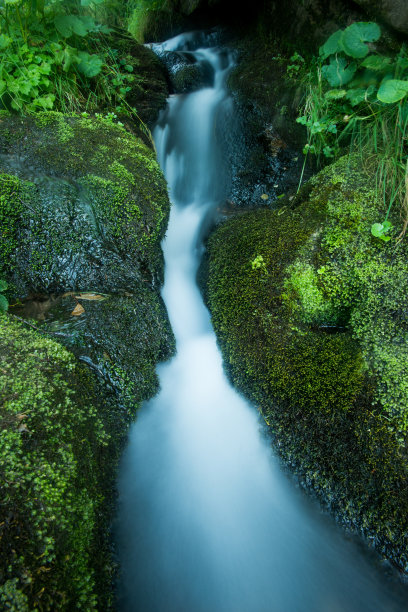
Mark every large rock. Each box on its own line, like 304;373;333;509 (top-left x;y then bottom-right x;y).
0;111;176;608
0;112;170;296
0;110;175;404
353;0;408;35
0;316;116;610
155;49;214;93
205;155;408;571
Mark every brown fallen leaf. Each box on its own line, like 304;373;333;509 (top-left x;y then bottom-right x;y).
71;303;85;316
74;293;106;301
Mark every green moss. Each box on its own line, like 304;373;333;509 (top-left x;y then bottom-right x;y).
0;174;24;275
34;111;75;143
0;315;125;610
206;155;408;569
283;260;339;326
0;113;170;295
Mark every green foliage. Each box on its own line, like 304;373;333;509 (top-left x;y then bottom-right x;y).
297;22;408;236
0;0;149;116
0;173;24;277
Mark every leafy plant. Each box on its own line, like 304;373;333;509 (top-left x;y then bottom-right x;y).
0;279;8;312
0;0;144;116
297;22;408;237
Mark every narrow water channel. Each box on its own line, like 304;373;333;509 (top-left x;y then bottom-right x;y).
116;32;407;612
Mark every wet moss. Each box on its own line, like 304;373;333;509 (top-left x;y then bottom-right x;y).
0;112;170;295
0;174;23;278
0;315;128;610
206;155;408;570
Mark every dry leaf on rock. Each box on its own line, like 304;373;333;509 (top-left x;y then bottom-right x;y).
71;303;85;316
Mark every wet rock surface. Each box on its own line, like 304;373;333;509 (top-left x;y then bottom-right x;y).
0;113;170;297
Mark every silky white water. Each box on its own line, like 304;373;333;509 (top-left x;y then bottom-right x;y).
116;32;407;612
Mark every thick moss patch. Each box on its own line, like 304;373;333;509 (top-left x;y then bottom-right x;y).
206;155;408;570
0;315;130;610
0;112;170;297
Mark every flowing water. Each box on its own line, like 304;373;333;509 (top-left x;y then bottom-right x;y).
116;32;408;612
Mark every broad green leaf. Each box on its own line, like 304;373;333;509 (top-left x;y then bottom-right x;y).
18;80;33;95
77;52;103;77
361;55;392;71
0;279;8;292
346;86;375;106
319;30;344;59
34;94;55;109
54;15;97;38
377;79;408;103
342;22;381;59
0;294;8;313
322;56;356;87
324;89;347;100
0;80;6;95
0;34;12;50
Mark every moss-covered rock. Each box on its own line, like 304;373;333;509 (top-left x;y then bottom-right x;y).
0;110;176;607
0;315;131;610
205;155;408;570
0;112;169;298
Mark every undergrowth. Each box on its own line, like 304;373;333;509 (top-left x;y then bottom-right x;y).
296;22;408;238
0;0;147;120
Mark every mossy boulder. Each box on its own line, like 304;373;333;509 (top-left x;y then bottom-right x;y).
0;315;130;610
0;109;175;406
205;155;408;570
0;111;170;297
0;108;176;608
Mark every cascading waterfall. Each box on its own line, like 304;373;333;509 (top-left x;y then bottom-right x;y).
115;32;407;612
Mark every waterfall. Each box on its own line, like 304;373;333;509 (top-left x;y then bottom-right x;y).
115;32;406;612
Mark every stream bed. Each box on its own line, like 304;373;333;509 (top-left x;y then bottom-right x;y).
115;32;408;612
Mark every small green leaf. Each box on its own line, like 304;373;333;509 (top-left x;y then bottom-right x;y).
342;22;381;59
296;115;308;125
371;221;393;241
361;55;392;71
0;279;8;292
54;14;97;38
0;294;8;313
346;87;374;106
324;89;347;100
377;79;408;103
319;30;344;59
33;94;55;109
